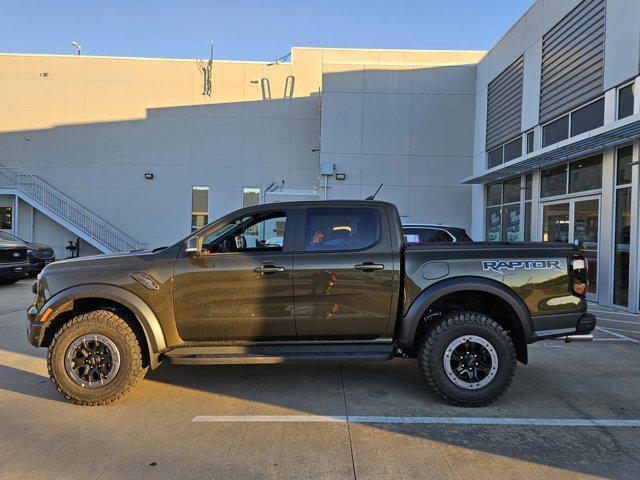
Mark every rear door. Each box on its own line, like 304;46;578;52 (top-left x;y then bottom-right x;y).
292;206;396;340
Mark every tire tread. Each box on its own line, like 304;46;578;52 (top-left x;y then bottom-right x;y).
47;309;146;406
418;311;517;407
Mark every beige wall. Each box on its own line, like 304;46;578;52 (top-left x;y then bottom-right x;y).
0;47;484;248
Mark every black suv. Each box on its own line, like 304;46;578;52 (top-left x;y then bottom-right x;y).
0;231;55;275
402;223;472;244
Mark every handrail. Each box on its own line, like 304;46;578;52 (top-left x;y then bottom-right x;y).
0;163;146;252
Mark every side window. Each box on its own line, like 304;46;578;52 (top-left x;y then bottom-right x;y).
305;208;380;252
202;212;287;254
432;229;453;242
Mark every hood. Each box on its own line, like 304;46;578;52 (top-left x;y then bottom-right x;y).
24;242;52;250
0;240;27;249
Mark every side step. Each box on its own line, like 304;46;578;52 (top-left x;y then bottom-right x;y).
163;344;394;365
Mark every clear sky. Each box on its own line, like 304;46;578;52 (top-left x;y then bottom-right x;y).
1;0;533;61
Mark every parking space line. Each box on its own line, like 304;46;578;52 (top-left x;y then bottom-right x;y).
590;309;639;317
593;338;630;341
191;415;640;427
597;318;640;325
596;327;640;344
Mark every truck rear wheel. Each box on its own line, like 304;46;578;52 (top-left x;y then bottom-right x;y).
47;310;147;405
418;311;517;407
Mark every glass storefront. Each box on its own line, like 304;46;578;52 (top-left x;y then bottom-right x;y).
614;146;633;306
542;203;570;243
484;145;640;309
573;199;599;294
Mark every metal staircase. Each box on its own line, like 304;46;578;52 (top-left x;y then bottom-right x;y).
0;163;146;253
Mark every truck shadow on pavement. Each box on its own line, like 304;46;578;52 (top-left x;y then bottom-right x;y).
0;364;68;404
137;348;640;479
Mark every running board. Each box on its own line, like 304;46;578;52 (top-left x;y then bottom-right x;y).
163;344;393;365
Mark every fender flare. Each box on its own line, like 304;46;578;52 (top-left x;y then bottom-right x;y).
38;284;167;368
396;276;534;354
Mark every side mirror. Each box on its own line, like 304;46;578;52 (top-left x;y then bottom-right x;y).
185;237;201;257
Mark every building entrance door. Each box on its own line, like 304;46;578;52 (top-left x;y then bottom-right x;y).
541;196;600;301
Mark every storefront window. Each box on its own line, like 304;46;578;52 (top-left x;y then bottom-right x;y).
569;155;602;193
485;178;522;242
614;146;633;306
502;204;520;242
524;202;532;242
541;164;567;197
503;178;520;203
542;203;570;243
486;206;501;242
486;183;502;206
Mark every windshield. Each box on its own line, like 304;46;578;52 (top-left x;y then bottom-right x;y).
0;231;26;244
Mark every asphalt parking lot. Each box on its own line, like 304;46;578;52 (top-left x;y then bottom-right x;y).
1;280;639;480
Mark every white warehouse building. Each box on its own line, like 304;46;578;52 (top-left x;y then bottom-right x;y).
1;0;640;312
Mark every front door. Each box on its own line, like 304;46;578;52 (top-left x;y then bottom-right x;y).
293;206;396;341
541;196;600;300
172;209;296;342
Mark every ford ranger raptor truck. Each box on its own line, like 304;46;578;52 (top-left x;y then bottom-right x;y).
27;200;595;406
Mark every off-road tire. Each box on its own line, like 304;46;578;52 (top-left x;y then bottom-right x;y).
418;311;517;407
47;309;147;405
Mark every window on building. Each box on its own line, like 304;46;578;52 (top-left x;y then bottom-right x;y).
243;187;260;208
191;186;209;232
305;208;380;252
487;136;522;168
524;173;533;242
618;83;635;120
487;147;503;168
541;164;568;198
485;178;521;242
0;207;12;230
542;115;569;147
570;98;604;137
569;155;602;193
526;130;534;154
503;177;521;203
541;155;602;198
542;97;605;148
614;146;634;306
504;137;522;162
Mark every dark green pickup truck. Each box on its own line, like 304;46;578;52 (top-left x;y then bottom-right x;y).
27;200;595;406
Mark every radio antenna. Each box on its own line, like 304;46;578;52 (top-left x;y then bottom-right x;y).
365;183;383;200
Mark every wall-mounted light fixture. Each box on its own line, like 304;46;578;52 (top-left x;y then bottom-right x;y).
335;173;346;181
144;173;154;180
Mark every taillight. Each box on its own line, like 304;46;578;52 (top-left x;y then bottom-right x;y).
571;257;588;296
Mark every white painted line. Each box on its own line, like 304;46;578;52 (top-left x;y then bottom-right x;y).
596;327;640;344
191;415;640;427
599;326;640;335
597;317;640;325
590;309;639;317
593;338;630;342
193;415;347;423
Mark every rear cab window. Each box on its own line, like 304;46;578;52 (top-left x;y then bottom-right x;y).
304;208;380;252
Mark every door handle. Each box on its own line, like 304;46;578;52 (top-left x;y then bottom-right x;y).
354;262;385;272
253;265;285;275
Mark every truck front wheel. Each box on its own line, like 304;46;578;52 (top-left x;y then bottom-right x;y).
47;310;147;405
418;311;517;407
